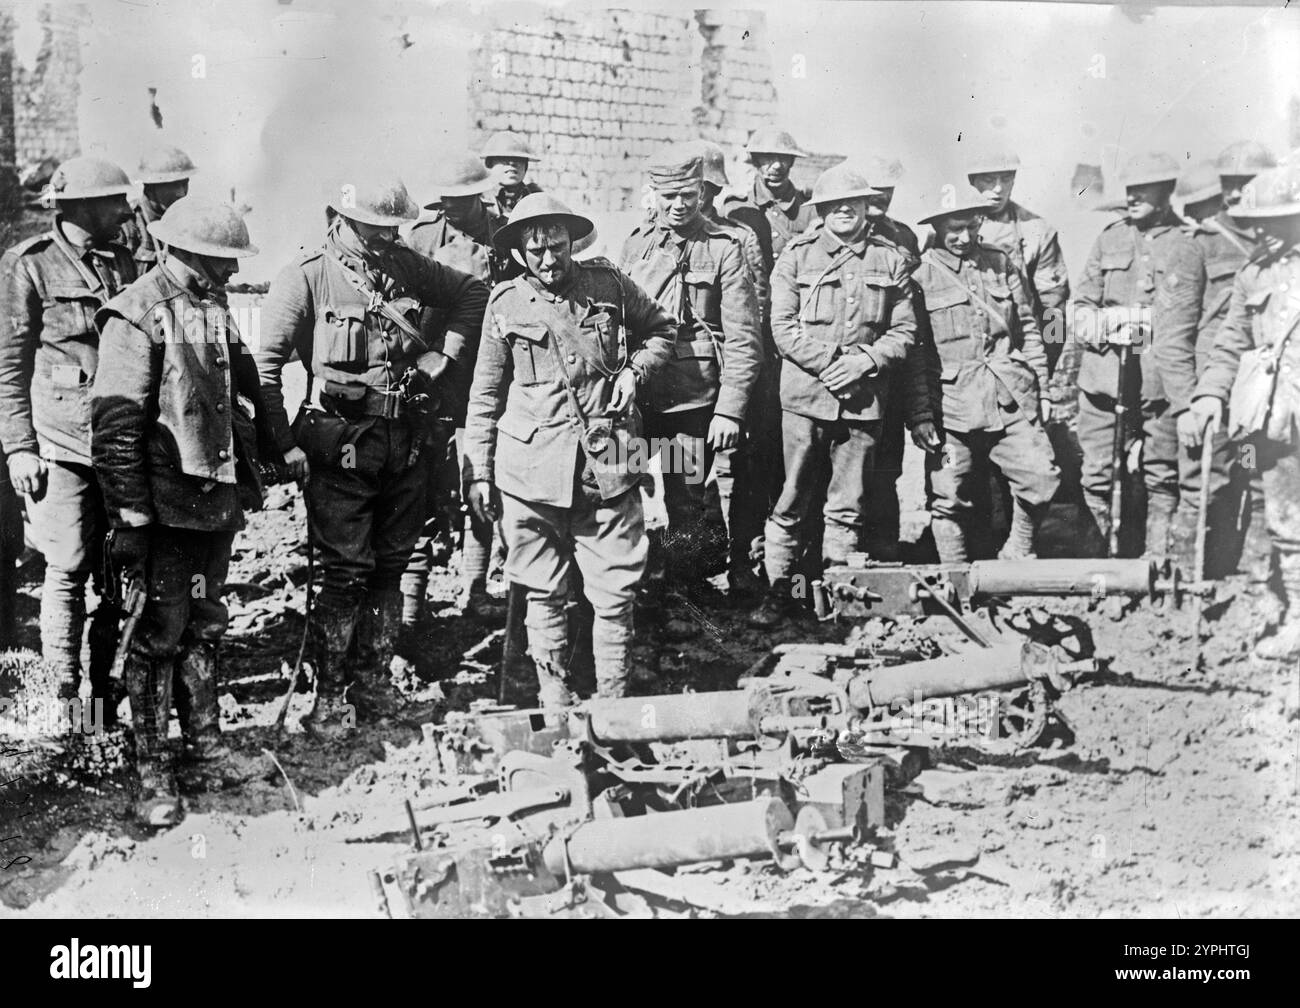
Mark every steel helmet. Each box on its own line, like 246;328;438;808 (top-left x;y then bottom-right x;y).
1121;152;1180;188
481;131;538;162
1230;163;1300;220
917;187;996;226
745;127;806;160
1216;140;1276;177
865;156;904;189
48;157;133;201
329;173;418;227
425;153;495;206
492;192;594;252
1175;160;1222;205
964;142;1021;177
810;164;879;206
136;144;198;185
147;197;258;257
698;141;729;188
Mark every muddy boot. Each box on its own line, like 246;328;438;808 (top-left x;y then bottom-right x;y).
727;561;766;604
931;517;969;564
1255;557;1300;662
303;603;359;743
997;502;1041;560
1143;492;1177;560
87;599;122;730
123;652;182;828
174;643;271;790
748;578;802;629
461;578;507;621
352;590;409;721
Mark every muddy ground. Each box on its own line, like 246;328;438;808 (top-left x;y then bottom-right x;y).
1;447;1297;918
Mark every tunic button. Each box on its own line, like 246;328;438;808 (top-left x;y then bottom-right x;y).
216;402;225;413
218;449;230;460
568;354;577;363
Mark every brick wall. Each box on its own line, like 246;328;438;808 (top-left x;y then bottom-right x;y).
8;2;83;171
468;7;783;213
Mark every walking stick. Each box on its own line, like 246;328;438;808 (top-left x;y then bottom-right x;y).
1192;433;1214;666
1107;344;1132;558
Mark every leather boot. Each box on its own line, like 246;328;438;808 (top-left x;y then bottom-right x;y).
352;590;408;721
175;643;272;790
997;502;1041;560
931;517;969;564
123;652;182;828
303;603;359;743
1144;492;1177;560
748;578;803;629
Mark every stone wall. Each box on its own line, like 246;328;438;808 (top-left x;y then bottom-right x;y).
5;2;83;171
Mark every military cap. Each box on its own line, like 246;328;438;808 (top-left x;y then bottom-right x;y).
1230;163;1300;219
745;127;806;159
964;142;1021;176
329;172;418;227
424;153;495;206
492;192;595;252
135;144;198;185
646;141;704;190
917;187;996;226
698;141;729;188
809;164;879;206
865;156;905;189
1175;159;1222;205
149;197;258;258
1216;140;1276;177
48;157;133;201
482;131;538;162
1121;152;1180;188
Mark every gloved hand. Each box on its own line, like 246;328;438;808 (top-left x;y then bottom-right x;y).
111;527;152;579
466;480;500;526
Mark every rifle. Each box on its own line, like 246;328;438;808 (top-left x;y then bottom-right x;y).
109;577;146;680
1108;340;1132;557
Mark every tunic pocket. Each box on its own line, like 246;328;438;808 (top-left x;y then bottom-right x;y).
505;322;548;385
317;304;366;367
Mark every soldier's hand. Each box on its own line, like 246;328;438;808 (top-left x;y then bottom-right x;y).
1189;396;1223;438
708;415;741;451
1176;410;1206;450
910;421;943;454
282;446;310;484
110;526;151;579
607;369;638;415
7;451;46;497
466;480;499;525
820;352;872;394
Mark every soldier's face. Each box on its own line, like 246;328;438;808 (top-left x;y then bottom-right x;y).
1125;182;1173;224
866;188;894;217
1251;217;1300;254
655;182;703;229
1220;175;1256;209
78;195;133;241
934;213;982;257
522;222;572;289
488;157;528;187
1182;193;1223;224
200;254;239;286
754;155;794;187
144;179;189;213
968;171;1016;214
441;194;479;225
350;219;398;254
819;197;868;239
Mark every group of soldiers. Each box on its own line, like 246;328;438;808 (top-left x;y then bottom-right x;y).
0;124;1297;828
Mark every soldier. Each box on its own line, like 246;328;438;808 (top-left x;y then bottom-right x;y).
1073;152;1205;558
861;155;922;561
1188;162;1300;660
748;165;918;628
909;190;1059;562
402;154;515;627
0;157;136;722
722;127;819;276
256;171;488;740
1170;144;1274;577
697;140;773;595
92;197;282;825
618;145;762;602
481;131;544;220
119;144;198;269
464;193;677;705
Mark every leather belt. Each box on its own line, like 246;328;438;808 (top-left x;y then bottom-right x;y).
309;382;406;419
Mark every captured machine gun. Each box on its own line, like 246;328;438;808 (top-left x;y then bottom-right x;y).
379;638;1093;916
813;555;1214;623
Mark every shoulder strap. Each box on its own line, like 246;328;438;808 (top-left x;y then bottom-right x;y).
1205;218;1253;259
325;252;429;351
49;226;112;302
925;252;1011;332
